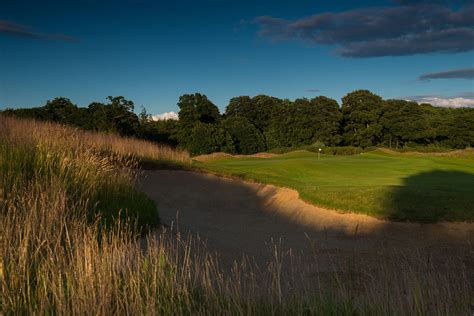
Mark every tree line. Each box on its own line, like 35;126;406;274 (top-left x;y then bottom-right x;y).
2;90;473;155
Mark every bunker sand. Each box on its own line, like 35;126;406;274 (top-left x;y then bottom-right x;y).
140;170;474;270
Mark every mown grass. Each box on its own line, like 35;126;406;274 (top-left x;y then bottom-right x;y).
1;116;472;314
200;149;474;222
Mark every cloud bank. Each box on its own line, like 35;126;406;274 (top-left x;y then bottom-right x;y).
152;111;179;121
419;67;474;81
254;2;474;57
404;94;474;108
0;20;77;42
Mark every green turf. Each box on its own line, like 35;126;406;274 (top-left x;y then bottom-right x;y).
199;150;474;222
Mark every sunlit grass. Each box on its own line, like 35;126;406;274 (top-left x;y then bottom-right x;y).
200;150;474;221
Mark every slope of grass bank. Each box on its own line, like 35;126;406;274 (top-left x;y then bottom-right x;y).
0;116;179;229
200;150;474;222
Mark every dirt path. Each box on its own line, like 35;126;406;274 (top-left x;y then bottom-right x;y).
139;170;474;270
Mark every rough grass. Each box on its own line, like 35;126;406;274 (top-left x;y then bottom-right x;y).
200;150;474;222
1;116;472;314
0;116;169;229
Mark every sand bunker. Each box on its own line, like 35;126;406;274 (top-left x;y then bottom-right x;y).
139;170;474;270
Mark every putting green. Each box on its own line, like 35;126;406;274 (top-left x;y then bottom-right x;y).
199;150;474;222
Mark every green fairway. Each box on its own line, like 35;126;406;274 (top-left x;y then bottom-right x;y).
199;150;474;222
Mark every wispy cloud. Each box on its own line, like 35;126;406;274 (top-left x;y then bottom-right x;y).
419;67;474;81
306;88;320;93
0;20;78;42
152;111;179;121
403;93;474;108
254;2;474;58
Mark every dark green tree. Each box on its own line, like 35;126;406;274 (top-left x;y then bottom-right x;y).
222;116;266;154
178;93;220;124
265;98;313;148
43;97;78;124
441;107;474;148
342;90;383;147
225;95;281;133
88;102;113;132
380;100;435;148
86;96;139;136
309;96;343;146
175;93;221;149
106;96;139;136
139;113;180;146
1;107;46;120
187;122;234;156
265;97;342;148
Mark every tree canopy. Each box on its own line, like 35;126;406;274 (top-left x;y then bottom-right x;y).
2;90;473;156
342;90;383;147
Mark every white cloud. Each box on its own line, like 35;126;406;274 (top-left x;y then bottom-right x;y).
151;111;179;121
405;96;474;108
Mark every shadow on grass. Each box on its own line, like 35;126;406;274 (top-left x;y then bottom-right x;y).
385;170;474;222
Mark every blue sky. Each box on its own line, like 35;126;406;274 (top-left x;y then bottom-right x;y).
1;0;473;115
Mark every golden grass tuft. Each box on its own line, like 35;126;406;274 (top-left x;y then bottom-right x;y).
0;115;190;164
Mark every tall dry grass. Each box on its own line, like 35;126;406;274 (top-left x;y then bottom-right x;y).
0;115;173;228
0;115;190;164
1;115;472;314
